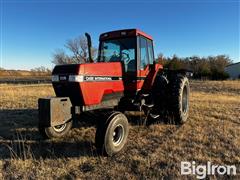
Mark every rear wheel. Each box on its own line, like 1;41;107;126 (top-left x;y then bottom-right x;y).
167;75;190;124
39;120;73;139
151;75;190;124
95;111;129;156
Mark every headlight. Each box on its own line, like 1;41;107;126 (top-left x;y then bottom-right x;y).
68;75;84;82
52;75;59;82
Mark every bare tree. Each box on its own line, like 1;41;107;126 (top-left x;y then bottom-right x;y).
52;35;97;65
52;49;72;65
65;36;87;63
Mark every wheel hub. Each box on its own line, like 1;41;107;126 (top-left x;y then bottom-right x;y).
52;123;67;132
112;124;124;146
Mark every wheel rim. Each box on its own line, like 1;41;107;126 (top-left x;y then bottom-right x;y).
182;85;188;114
112;124;124;146
53;123;67;132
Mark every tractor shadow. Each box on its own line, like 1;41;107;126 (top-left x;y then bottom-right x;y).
0;109;99;159
0;108;154;160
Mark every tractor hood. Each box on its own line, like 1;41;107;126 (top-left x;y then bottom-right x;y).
52;62;123;82
51;62;124;106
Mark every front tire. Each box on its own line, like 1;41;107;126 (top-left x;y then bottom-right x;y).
95;111;129;156
39;120;73;139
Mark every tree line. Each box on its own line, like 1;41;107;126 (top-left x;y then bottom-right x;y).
156;54;232;80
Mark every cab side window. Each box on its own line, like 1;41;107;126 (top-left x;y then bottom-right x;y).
147;39;154;64
140;37;149;69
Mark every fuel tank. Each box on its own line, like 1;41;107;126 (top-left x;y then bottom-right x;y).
52;62;124;106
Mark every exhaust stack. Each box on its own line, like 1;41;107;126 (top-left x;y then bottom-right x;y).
85;33;93;63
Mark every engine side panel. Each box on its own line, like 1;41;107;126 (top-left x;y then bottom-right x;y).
80;62;124;105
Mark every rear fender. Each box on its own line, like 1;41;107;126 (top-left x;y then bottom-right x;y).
163;69;193;78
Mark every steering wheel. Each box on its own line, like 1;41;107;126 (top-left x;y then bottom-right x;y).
121;52;131;64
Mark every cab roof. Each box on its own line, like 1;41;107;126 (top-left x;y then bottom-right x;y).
99;29;153;41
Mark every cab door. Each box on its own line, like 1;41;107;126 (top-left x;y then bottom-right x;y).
137;36;157;91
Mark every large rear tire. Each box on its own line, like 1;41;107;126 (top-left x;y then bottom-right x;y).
167;75;190;124
151;74;190;125
95;111;129;156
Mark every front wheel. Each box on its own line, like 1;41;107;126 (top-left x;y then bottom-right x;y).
95;111;129;156
39;120;73;139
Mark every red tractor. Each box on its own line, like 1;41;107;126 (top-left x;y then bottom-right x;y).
38;29;190;156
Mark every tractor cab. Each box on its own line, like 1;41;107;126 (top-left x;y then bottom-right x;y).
97;29;162;92
98;29;159;74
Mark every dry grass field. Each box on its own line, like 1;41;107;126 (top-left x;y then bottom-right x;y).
0;81;239;179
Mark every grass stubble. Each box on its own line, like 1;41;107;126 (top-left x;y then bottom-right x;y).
0;81;239;179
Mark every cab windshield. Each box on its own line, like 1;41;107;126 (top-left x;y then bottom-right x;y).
99;38;136;72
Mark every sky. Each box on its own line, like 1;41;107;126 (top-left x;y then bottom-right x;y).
0;0;239;70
